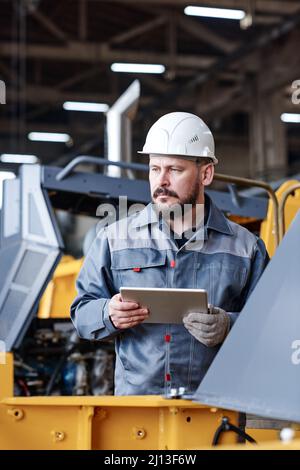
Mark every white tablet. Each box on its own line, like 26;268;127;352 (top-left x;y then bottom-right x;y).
120;287;208;324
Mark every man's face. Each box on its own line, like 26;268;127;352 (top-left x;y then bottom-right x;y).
149;155;202;210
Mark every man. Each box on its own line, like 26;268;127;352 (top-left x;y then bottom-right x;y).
71;112;269;396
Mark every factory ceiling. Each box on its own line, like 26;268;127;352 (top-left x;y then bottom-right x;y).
0;0;299;170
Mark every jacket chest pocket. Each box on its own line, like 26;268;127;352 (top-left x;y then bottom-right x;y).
195;261;247;310
111;249;167;288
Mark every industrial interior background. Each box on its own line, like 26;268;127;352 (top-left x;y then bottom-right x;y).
0;0;300;175
0;0;300;450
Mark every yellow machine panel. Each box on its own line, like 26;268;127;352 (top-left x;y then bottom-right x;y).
260;180;300;257
38;256;83;319
1;355;300;450
0;355;240;450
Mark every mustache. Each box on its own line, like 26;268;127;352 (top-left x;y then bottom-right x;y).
153;187;179;199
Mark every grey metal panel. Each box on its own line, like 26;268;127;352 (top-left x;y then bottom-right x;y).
0;164;62;350
0;244;60;349
0;289;27;340
0;178;21;245
13;249;48;287
193;210;300;423
41;188;64;250
21;165;60;246
2;178;20;239
0;243;20;287
28;193;46;238
206;189;268;219
42;166;151;204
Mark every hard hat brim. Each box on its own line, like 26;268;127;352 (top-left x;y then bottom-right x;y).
137;151;218;165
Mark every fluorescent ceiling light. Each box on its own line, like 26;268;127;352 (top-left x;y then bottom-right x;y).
63;101;109;112
281;113;300;123
111;63;165;74
0;154;39;164
28;132;71;143
184;6;245;20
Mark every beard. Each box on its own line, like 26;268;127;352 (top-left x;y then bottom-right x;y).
152;177;200;207
152;177;201;220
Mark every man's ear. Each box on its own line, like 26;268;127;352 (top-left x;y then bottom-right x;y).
201;163;214;187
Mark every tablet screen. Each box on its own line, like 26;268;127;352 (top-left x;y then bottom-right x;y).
120;287;208;324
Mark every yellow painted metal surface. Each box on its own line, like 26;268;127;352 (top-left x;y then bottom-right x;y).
38;256;83;319
246;429;281;443
1;355;300;450
260;180;300;257
90;401;238;450
210;438;300;450
246;428;300;444
0;353;13;398
0;396;239;450
0;354;239;450
0;399;239;450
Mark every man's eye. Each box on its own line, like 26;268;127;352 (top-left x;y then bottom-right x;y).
151;167;159;172
171;168;181;172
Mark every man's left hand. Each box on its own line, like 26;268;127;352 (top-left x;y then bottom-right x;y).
183;305;230;347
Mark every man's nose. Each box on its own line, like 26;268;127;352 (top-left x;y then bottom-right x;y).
157;170;169;186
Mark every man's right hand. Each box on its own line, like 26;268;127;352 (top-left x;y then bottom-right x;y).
109;293;149;329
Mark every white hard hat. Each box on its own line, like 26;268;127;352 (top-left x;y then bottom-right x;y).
138;111;218;164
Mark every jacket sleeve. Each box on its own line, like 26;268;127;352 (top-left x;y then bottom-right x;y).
70;228;119;341
227;237;269;328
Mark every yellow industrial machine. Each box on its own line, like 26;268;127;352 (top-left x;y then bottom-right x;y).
2;354;300;450
38;256;83;320
1;354;241;450
260;179;300;257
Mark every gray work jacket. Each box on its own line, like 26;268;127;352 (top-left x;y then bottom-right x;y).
71;196;269;395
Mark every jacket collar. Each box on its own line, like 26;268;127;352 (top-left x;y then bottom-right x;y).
204;194;233;237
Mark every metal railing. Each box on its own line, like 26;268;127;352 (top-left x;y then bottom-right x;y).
55;156;149;181
214;173;279;246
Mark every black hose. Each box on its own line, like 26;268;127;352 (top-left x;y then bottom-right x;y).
212;417;257;446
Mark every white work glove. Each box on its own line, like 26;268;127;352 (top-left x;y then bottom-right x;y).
183;305;230;347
